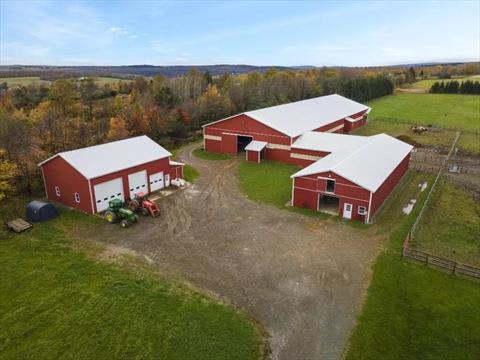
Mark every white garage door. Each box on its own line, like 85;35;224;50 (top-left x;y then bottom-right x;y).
149;171;164;192
93;177;124;212
128;170;148;198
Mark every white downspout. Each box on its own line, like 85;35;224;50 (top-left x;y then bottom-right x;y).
366;191;372;224
88;179;95;214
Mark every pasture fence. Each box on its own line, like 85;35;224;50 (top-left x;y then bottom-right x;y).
400;131;480;280
402;232;480;280
410;131;460;235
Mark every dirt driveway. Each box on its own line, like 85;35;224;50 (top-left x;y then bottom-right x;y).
81;143;382;360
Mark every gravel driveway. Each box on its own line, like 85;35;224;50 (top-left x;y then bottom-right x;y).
82;143;382;360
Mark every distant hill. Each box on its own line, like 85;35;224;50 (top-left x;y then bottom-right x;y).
0;64;314;79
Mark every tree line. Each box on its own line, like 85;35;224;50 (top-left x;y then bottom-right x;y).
430;80;480;94
0;67;394;200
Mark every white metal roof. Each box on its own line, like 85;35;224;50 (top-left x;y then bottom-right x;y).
39;136;172;180
244;140;268;152
244;94;370;137
291;134;413;192
292;131;368;153
169;160;185;166
202;94;370;138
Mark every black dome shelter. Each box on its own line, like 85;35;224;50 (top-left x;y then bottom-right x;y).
26;201;58;223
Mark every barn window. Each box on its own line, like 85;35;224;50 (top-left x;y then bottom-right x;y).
55;186;61;197
358;206;367;215
326;179;335;193
74;192;80;203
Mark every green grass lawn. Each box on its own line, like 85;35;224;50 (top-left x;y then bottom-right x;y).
193;148;233;160
0;209;263;360
184;164;200;182
346;171;480;360
412;179;480;266
357;93;480;154
237;161;299;208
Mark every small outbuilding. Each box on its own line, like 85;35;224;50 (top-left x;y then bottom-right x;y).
26;200;58;223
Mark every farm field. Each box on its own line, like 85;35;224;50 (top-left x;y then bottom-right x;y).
0;76;52;87
411;75;480;90
0;210;263;360
357;93;480;154
366;94;479;131
345;171;480;360
0;76;130;88
412;179;480;266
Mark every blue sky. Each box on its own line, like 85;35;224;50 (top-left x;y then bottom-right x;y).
1;0;479;66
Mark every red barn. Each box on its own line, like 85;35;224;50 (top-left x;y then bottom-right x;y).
203;94;371;164
291;134;413;223
38;136;184;214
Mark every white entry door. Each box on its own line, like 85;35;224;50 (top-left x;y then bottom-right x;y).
149;171;165;192
343;203;353;219
93;177;124;212
128;170;148;198
165;173;170;187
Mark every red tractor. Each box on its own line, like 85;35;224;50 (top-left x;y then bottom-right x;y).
127;192;160;218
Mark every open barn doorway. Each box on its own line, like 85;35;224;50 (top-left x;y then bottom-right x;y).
317;194;339;215
237;135;252;153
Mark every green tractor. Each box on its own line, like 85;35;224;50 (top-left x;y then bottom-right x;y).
104;198;138;228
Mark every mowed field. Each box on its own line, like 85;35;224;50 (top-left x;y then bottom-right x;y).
0;76;52;87
0;76;131;88
0;209;263;360
411;75;480;90
356;93;480;154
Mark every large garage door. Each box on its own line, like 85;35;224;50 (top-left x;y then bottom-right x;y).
128;170;148;198
93;178;124;212
149;171;164;192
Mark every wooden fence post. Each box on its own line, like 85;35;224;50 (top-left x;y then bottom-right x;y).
426;254;429;266
453;262;457;275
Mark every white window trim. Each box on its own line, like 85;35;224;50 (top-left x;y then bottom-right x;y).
74;192;81;203
358;206;367;215
55;186;61;197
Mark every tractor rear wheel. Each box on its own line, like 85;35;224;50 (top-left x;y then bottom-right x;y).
120;220;129;228
105;211;117;223
128;199;140;212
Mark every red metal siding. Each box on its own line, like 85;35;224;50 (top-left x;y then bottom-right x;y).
292;171;370;221
221;133;238;154
370;153;410;216
42;155;183;214
204;114;292;160
205;138;222;153
313;119;346;133
289;148;330;167
89;157;178;203
40;156;92;213
205;114;290;144
246;150;258;162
